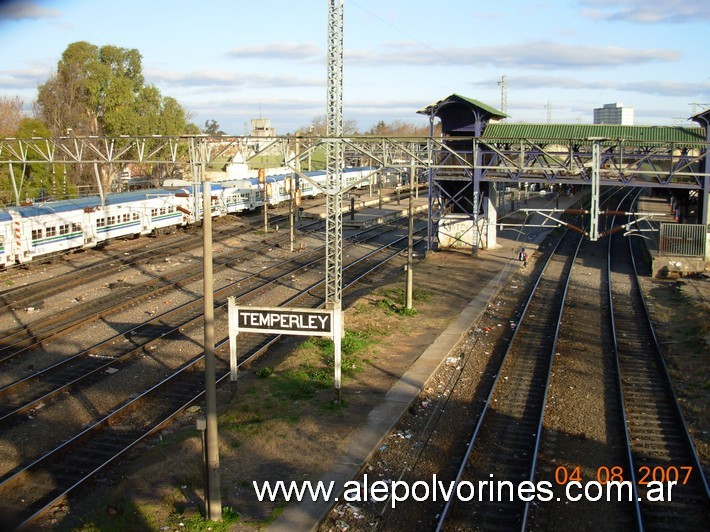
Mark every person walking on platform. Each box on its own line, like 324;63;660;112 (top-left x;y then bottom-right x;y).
518;248;528;269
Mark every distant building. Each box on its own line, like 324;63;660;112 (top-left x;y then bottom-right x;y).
593;103;634;125
251;118;275;137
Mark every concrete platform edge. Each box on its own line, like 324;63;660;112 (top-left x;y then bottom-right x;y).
268;258;518;532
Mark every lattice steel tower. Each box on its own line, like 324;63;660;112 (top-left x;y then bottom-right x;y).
498;75;508;116
325;0;344;309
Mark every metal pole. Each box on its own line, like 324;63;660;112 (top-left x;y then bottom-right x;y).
290;188;294;252
202;176;222;521
406;161;414;310
427;115;434;251
326;0;344;403
590;139;602;241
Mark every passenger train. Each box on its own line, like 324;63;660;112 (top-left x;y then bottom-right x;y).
0;167;376;267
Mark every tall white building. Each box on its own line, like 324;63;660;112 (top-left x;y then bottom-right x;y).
593;103;634;125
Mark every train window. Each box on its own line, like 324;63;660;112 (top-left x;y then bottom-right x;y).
151;209;158;217
107;216;116;225
46;227;57;237
168;206;174;213
132;213;139;220
59;224;69;235
72;223;82;232
97;218;105;227
160;208;166;215
31;229;43;241
122;214;130;223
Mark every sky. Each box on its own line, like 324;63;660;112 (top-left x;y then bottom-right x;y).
0;0;709;135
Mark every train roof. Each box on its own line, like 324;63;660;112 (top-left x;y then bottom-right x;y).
2;188;187;218
0;210;12;222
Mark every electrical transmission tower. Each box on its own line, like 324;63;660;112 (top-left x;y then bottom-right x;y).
325;0;344;310
498;75;508;116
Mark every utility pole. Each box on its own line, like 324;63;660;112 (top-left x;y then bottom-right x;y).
259;168;268;233
546;101;552;124
199;137;222;522
326;0;344;402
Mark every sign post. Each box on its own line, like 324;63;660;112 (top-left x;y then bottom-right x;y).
228;297;238;397
227;303;343;395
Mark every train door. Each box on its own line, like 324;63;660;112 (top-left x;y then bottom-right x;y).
0;214;13;267
83;208;98;247
9;211;30;264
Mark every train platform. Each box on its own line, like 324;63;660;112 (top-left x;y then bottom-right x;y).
636;193;708;277
301;188;429;228
268;192;579;532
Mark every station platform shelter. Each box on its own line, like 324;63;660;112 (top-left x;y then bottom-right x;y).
416;94;710;273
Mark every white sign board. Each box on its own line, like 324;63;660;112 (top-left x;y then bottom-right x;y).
227;298;343;396
234;307;333;336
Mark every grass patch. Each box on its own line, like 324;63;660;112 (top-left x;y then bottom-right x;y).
272;364;331;400
161;506;241;531
251;330;374;402
375;287;430;316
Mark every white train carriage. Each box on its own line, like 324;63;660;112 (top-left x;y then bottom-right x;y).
2;189;190;265
8;200;91;264
102;188;191;236
220;179;258;213
0;210;15;267
178;183;226;221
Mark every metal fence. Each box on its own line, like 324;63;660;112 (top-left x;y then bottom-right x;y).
658;223;707;257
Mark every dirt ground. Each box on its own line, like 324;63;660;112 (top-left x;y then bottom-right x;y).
55;247;499;530
49;246;709;531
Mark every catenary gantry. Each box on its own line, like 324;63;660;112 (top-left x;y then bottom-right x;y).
1;96;708;248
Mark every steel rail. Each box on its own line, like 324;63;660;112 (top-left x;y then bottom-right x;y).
0;223;425;529
0;218;417;424
435;225;582;530
0;218;319;362
608;196;709;531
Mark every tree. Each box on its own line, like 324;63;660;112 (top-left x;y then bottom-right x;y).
0;96;23;137
36;41;199;191
365;119;429;136
0;118;57;204
36;41;197;137
295;115;359;136
204;119;226;135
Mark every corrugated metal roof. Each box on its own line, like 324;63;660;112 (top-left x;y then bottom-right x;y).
417;94;508;119
482;123;705;144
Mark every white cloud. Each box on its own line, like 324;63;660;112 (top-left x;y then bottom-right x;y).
347;40;680;69
226;43;322;61
471;75;709;98
579;0;710;23
0;65;49;90
146;68;322;89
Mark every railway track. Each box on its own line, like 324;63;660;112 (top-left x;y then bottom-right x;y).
0;218;425;529
0;217;417;427
436;227;582;530
608;215;709;529
0;217;324;369
320;190;708;531
0;211;305;320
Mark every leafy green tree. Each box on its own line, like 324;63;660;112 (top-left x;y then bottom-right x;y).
204;119;226;135
36;41;197;137
0;118;62;204
36;41;198;190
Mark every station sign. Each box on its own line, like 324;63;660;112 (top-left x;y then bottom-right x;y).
227;298;343;399
233;306;333;336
